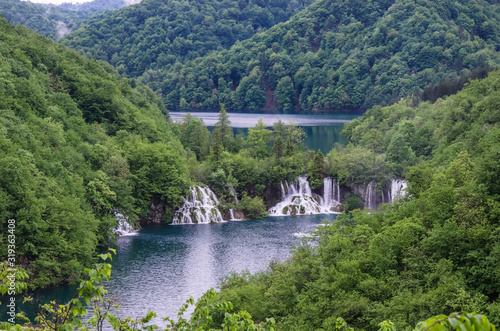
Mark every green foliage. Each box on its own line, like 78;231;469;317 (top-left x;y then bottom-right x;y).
342;192;364;212
275;76;295;111
212;105;235;162
0;263;28;296
0;18;188;288
416;313;496;331
308;150;326;189
211;71;500;330
236;195;268;220
0;0;126;40
176;113;211;161
102;0;500;111
61;0;315;83
247;119;272;159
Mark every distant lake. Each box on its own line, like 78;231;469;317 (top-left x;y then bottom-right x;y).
169;111;362;153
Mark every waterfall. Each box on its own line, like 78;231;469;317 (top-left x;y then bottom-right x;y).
229;208;236;220
323;177;333;205
336;179;340;203
321;177;341;211
365;181;377;210
113;212;138;236
391;179;408;201
172;186;224;224
228;186;239;204
280;182;286;201
269;175;339;216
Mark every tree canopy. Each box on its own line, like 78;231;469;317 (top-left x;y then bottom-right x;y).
0;17;188;289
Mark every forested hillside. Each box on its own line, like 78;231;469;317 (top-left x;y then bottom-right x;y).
61;0;316;77
211;71;500;330
0;17;188;289
0;0;130;40
127;0;498;111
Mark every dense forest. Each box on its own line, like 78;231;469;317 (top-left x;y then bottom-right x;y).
0;17;189;288
207;70;500;330
61;0;500;112
0;0;500;328
0;0;130;40
61;0;316;77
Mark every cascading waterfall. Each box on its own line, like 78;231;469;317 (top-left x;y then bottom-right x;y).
113;212;138;236
365;181;377;210
391;179;408;201
172;186;224;224
269;175;339;216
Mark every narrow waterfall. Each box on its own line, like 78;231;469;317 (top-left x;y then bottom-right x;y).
365;181;377;210
113;212;138;236
229;208;236;220
228;186;239;204
336;179;340;203
323;177;333;204
391;179;408;201
172;186;224;224
269;175;338;216
322;177;341;211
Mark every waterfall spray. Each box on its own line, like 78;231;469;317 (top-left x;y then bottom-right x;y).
269;176;340;216
172;186;224;224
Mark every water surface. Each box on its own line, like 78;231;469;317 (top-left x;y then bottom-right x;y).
11;215;337;327
170;111;362;153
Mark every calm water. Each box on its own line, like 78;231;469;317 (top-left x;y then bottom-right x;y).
8;215;337;326
170;111;362;153
6;112;357;325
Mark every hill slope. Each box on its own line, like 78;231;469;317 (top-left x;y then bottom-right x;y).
0;17;188;288
61;0;317;78
0;0;130;40
137;0;499;111
214;71;500;330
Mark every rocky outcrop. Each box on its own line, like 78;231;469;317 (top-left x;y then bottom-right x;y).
224;209;245;220
140;194;166;225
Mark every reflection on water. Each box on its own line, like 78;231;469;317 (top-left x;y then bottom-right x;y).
169;111;361;128
170;111;361;154
9;215;337;327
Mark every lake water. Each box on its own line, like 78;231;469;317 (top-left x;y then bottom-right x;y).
9;215;338;327
169;111;362;153
6;112;359;326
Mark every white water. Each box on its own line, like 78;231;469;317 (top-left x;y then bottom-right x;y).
321;177;341;210
391;179;408;201
269;176;340;216
113;212;138;236
172;186;224;224
229;208;236;220
228;186;239;204
365;181;377;210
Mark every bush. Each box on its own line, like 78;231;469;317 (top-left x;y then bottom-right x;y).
237;195;268;219
343;193;364;212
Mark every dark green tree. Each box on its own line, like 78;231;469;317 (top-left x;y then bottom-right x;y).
275;76;295;111
211;104;234;162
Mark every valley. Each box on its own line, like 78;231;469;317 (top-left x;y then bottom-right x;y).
0;0;499;329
